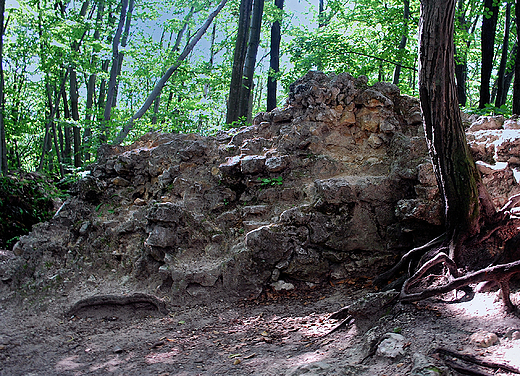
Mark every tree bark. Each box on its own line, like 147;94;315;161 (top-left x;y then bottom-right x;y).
113;0;228;145
392;0;410;86
419;0;494;265
479;0;499;108
495;2;512;108
238;0;264;122
267;0;284;112
226;0;253;125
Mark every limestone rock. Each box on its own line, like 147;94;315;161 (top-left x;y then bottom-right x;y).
469;330;498;348
376;333;406;358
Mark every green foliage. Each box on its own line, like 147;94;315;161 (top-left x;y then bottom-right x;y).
0;173;61;249
1;0;518;179
283;0;420;96
257;176;283;187
465;103;512;117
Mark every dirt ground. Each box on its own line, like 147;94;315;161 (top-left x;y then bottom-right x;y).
2;280;520;376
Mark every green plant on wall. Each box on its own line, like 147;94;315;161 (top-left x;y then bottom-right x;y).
257;176;283;187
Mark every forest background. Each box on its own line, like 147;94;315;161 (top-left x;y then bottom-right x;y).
0;0;516;179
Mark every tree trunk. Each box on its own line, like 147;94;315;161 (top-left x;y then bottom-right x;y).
495;2;512;108
113;0;228;145
513;0;520;114
419;0;495;265
69;68;82;167
61;89;72;165
103;0;128;124
226;0;253;125
318;0;325;27
454;0;475;107
267;0;284;112
152;8;193;125
0;0;6;176
238;0;264;121
479;0;499;108
112;0;134;109
392;0;410;86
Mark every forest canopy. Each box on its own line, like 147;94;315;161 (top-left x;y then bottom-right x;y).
0;0;517;177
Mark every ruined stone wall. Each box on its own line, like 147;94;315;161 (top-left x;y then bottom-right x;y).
2;71;519;303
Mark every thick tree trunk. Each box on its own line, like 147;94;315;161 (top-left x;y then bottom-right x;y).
479;0;499;108
267;0;284;112
495;2;512;108
238;0;264;122
392;0;410;86
226;0;253;125
419;0;494;265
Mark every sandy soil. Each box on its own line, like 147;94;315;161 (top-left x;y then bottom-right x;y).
2;281;520;376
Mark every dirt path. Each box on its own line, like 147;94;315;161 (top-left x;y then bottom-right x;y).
2;283;520;375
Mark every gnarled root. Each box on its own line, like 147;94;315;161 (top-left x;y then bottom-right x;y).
373;234;445;288
399;259;520;310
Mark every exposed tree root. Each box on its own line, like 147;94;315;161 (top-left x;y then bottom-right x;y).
373;205;520;311
65;293;169;317
399;259;520;309
321;315;354;338
432;347;520;375
373;234;445;288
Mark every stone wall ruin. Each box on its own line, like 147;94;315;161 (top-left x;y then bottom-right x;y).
2;71;520;303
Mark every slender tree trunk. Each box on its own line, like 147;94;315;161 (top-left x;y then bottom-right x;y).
226;0;253;125
84;0;104;161
479;0;499;108
112;0;134;109
495;2;512;108
152;8;193;125
38;72;69;172
103;0;128;125
267;0;284;112
513;0;520;114
113;0;228;144
0;0;6;176
455;3;479;107
69;68;82;167
318;0;325;27
419;0;495;265
392;0;410;86
62;89;72;165
238;0;264;122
